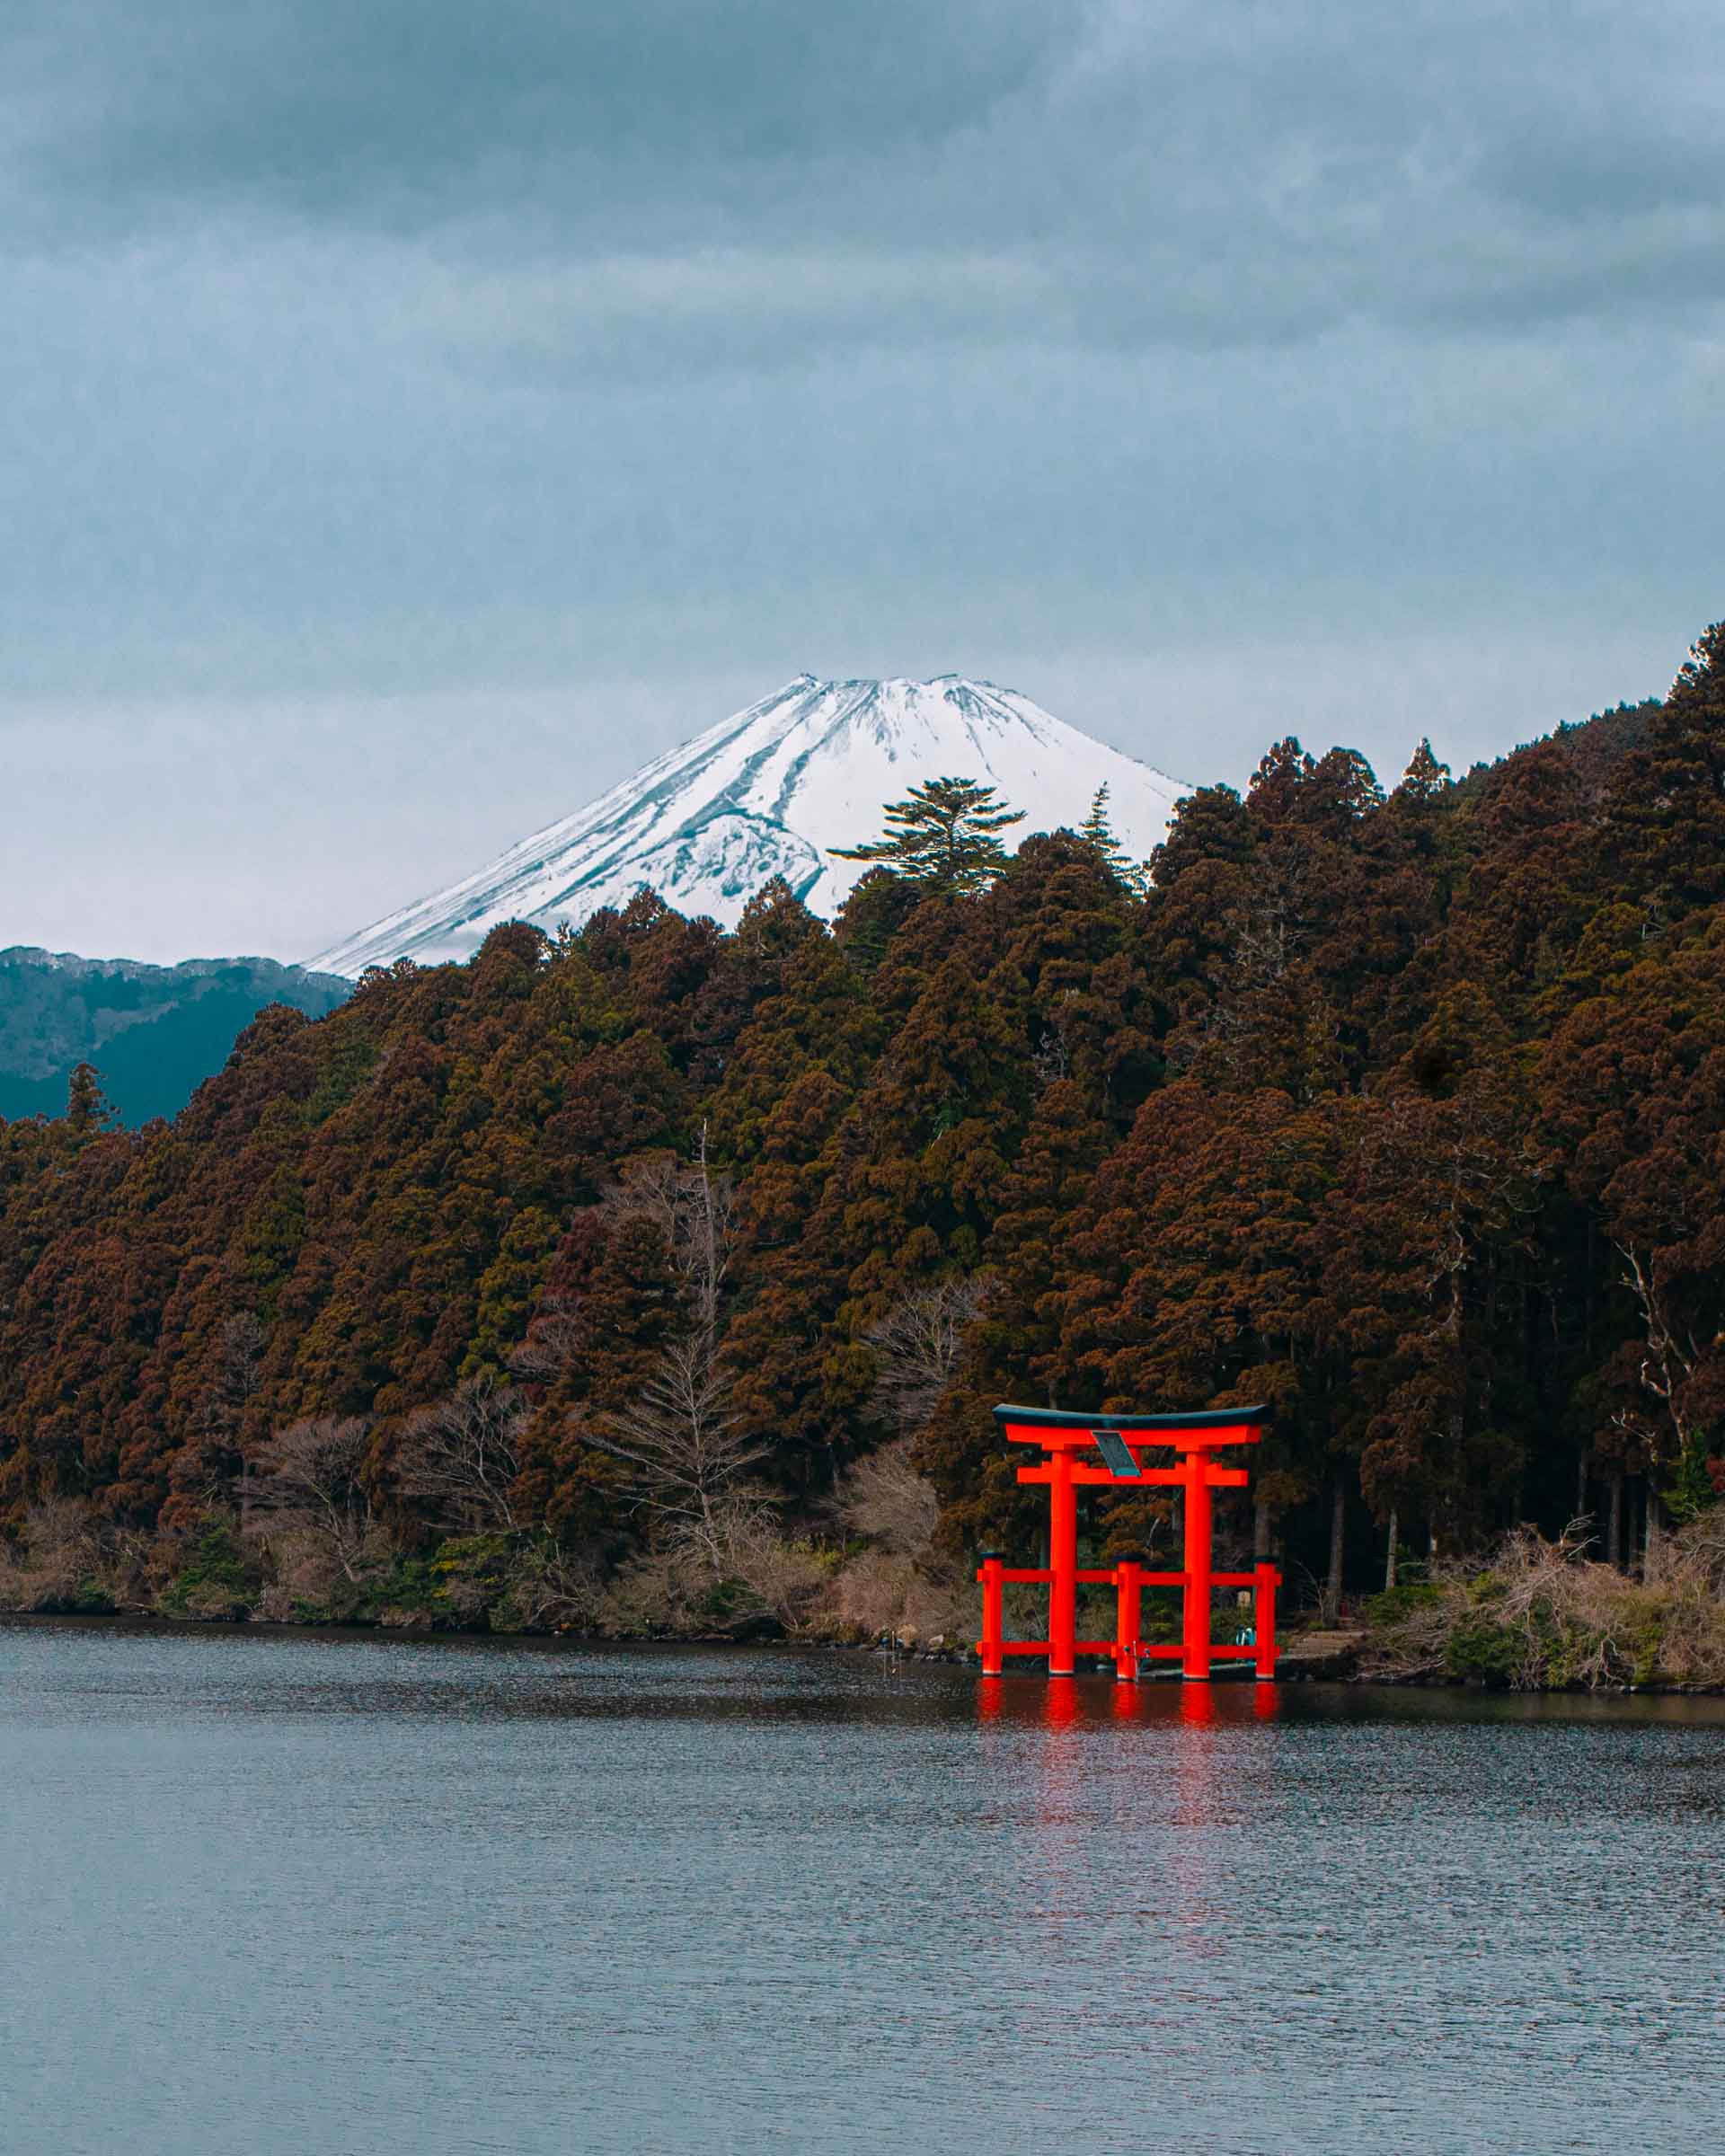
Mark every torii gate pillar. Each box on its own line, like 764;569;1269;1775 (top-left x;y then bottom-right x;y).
978;1404;1279;1683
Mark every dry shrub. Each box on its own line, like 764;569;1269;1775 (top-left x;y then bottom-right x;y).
836;1438;939;1554
818;1437;968;1644
594;1545;698;1637
592;1501;830;1637
250;1523;394;1622
494;1541;604;1634
1364;1518;1725;1690
1644;1515;1725;1683
819;1546;968;1645
718;1508;834;1626
0;1498;107;1612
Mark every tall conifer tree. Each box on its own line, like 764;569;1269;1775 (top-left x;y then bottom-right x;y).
835;777;1024;893
1076;784;1150;895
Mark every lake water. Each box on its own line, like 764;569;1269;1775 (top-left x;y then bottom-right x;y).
3;1621;1722;2155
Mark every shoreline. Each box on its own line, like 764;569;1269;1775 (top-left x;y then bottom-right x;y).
5;1604;1724;1696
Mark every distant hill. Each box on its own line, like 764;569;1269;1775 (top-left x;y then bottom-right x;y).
0;950;350;1127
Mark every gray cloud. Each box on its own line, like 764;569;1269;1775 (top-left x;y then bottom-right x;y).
10;0;1075;224
0;0;1721;960
8;0;1725;353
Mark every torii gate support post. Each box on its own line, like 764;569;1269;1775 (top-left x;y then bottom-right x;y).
979;1405;1279;1683
1253;1559;1278;1680
1113;1557;1142;1684
1182;1446;1213;1683
978;1552;1004;1676
1047;1442;1078;1677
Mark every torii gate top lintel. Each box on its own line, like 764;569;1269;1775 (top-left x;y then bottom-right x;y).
992;1402;1269;1453
980;1401;1279;1683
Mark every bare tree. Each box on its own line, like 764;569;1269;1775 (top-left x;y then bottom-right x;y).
217;1311;266;1401
1613;1239;1699;1577
579;1127;767;1569
516;1129;737;1392
509;1294;586;1383
836;1439;940;1558
603;1128;734;1331
396;1375;527;1533
864;1276;987;1436
588;1334;771;1568
247;1415;376;1581
190;1312;268;1515
836;1277;984;1586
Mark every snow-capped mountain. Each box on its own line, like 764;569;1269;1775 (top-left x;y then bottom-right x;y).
310;676;1190;978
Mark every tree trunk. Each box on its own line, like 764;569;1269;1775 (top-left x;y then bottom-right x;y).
1253;1497;1271;1561
1322;1479;1345;1625
1645;1487;1665;1584
695;1121;720;1332
1606;1469;1623;1569
1384;1507;1398;1594
1575;1453;1588;1526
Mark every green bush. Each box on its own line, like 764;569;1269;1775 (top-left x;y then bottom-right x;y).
1361;1583;1441;1630
1442;1608;1523;1685
157;1514;261;1620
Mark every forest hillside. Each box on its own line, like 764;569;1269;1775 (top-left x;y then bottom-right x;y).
3;631;1723;1648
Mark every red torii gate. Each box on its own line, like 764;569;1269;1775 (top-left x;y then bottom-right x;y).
977;1404;1280;1683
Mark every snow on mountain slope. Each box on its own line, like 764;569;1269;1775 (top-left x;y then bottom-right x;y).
309;676;1190;978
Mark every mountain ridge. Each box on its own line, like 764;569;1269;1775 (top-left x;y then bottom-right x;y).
0;949;349;1126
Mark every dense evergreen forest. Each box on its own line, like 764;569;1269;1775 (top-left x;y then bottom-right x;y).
4;624;1725;1654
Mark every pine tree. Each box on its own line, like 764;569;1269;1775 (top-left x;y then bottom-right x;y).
1078;784;1115;852
1606;620;1725;916
65;1062;115;1137
1076;784;1149;895
1148;782;1254;890
1396;739;1450;804
834;776;1024;894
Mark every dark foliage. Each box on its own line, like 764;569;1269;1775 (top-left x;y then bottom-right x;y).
4;631;1725;1597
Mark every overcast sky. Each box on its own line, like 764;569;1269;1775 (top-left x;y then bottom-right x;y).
4;0;1722;962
